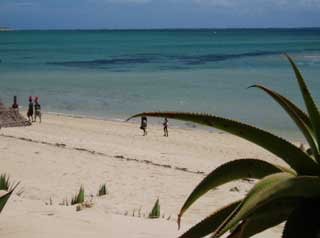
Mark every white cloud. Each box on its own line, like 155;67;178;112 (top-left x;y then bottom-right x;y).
192;0;320;8
299;0;320;7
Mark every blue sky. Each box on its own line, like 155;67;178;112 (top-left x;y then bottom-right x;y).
0;0;320;29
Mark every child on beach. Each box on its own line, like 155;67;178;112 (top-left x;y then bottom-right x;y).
11;96;19;110
11;95;19;117
34;96;41;123
140;116;147;136
27;96;33;122
163;117;168;137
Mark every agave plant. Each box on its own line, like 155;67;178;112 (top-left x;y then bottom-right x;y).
149;198;161;219
127;55;320;238
71;185;85;205
97;183;108;196
0;174;11;191
0;174;19;213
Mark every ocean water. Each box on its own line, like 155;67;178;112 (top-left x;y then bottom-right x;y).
0;29;320;139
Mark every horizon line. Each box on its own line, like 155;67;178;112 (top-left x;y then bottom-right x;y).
2;26;320;31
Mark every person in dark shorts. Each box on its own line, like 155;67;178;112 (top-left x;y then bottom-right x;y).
12;96;19;116
27;96;34;122
140;116;147;136
12;96;19;110
34;96;41;123
163;117;168;137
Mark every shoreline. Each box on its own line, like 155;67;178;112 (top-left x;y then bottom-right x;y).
27;110;303;141
44;110;305;142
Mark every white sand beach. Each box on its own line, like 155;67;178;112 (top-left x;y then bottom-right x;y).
0;113;291;237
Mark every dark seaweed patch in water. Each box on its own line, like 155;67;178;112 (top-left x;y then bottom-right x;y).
177;51;282;65
47;51;274;69
47;57;152;69
158;65;190;70
46;49;318;70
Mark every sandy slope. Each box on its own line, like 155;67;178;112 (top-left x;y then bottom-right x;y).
0;113;290;237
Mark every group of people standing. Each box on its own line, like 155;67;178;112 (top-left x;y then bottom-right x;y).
140;116;168;137
27;96;41;123
12;95;42;123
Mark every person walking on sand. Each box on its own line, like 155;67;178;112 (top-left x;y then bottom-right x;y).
163;117;168;137
34;96;41;123
27;96;34;122
140;116;147;136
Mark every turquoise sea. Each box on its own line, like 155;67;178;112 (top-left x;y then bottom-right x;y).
0;29;320;139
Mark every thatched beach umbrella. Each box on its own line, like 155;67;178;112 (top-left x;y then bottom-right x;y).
0;102;31;128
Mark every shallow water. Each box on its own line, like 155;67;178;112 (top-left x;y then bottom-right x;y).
1;29;320;140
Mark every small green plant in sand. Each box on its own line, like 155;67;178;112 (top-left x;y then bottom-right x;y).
0;174;10;191
97;183;108;196
71;186;84;205
0;174;19;213
148;198;160;219
128;55;320;237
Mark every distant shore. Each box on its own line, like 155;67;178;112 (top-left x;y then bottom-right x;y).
0;27;13;31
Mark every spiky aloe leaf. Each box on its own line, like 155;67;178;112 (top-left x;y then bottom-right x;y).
213;173;320;238
282;199;320;238
178;159;294;226
149;198;160;219
127;112;319;175
226;198;299;238
286;54;320;149
249;85;311;128
250;84;319;162
98;184;107;196
71;186;84;205
179;200;242;238
77;186;84;203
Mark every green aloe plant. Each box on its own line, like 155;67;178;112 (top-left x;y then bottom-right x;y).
0;174;11;191
71;185;85;205
127;55;320;238
0;174;19;213
97;183;108;196
149;198;161;219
